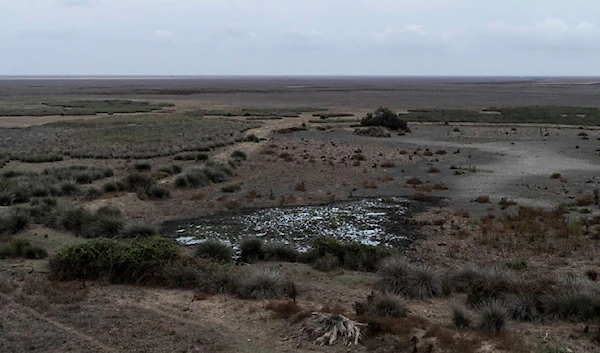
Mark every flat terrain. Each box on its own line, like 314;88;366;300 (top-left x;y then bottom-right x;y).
1;77;600;353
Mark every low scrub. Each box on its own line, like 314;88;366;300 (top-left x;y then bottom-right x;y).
306;237;392;272
0;239;47;259
361;107;408;131
49;237;179;285
0;209;31;235
58;206;125;238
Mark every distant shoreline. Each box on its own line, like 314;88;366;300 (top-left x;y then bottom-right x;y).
1;75;600;81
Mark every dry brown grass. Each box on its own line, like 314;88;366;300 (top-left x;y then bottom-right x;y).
412;191;434;202
265;300;301;319
363;180;378;189
427;167;441;173
294;182;307;192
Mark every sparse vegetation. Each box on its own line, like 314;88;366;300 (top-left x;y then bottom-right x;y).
0;239;47;259
0;209;31;235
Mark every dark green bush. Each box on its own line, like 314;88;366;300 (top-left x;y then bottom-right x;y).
0;209;31;235
59;182;80;196
231;150;247;160
361;107;408;131
49;237;179;284
147;185;170;200
122;173;155;192
133;162;152;172
83;187;103;201
221;184;242;193
102;180;127;193
175;170;209;189
96;205;122;218
195;240;234;262
82;215;124;238
204;163;232;183
0;239;47;259
307;237;392;272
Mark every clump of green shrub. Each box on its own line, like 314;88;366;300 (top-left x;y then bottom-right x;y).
204;162;233;183
0;239;47;259
174;169;209;189
102;180;127;193
221;184;242;193
306;237;392;272
361;107;408;131
231;150;247;161
83;187;103;201
133;162;152;172
49;237;179;284
0;209;31;235
174;152;209;161
195;240;234;262
58;206;124;238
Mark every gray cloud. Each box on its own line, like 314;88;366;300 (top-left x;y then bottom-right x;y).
1;0;599;75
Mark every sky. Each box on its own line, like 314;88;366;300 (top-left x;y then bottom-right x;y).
1;0;599;76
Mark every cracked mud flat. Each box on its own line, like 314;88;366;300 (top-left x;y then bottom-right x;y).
163;197;419;250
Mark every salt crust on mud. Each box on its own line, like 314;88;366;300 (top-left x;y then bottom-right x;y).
175;198;408;249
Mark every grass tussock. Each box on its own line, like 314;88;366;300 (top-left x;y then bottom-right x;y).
237;268;287;300
376;256;443;299
478;299;508;333
195;240;235;263
354;293;407;319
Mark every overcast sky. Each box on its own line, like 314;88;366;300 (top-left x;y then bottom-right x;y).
1;0;599;76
